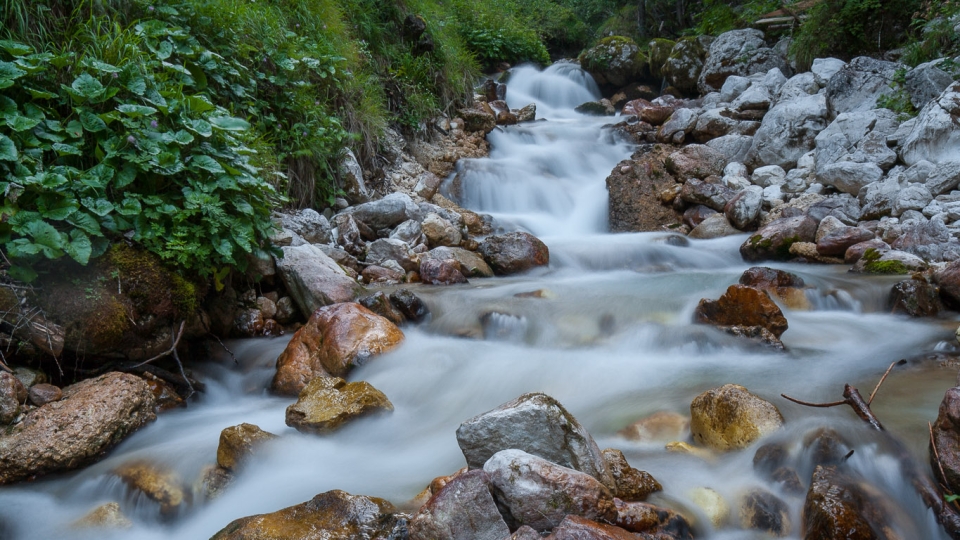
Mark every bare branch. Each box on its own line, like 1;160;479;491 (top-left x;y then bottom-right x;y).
868;359;907;405
127;321;186;369
780;393;846;407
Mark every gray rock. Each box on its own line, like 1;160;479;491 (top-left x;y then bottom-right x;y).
424;246;493;278
751;165;786;187
276;244;364;317
899;82;960;166
725;186;764;229
825;56;901;115
333;213;365;256
706;134;754;163
817;161;884;196
419;203;465;231
365;238;418;272
663;38;707;93
680;179;736;211
414;171;443;201
845;131;898;170
690;213;742;239
408;470;509;540
894;184;934;216
926;161;960;196
338;149;369;204
808;194;862;225
456;393;614;489
732;83;773;111
693;108;739;142
0;372;24;425
421;213;462;248
699;29;788;94
483;449;614;532
777;72;819;102
389;219;423;246
902;160;936;184
852;249;927;273
813;111;882;171
762;184;784;209
657;108;699;143
859;176;903;220
278;209;332;245
720;76;752;102
342;193;422;230
760;68;788;95
905;59;955;110
783;168;811;193
747;93;830;169
892;215;958;262
816;215;846;242
812;58;846;87
740;215;818;261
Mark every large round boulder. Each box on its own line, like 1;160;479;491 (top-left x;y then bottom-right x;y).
698;29;788;94
662;37;707;94
693;284;788;338
478;232;549;275
579;36;648;88
740;215;818;262
689;384;784;451
408;470;510;540
900;81;960;166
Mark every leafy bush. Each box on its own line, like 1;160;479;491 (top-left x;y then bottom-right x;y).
901;0;960;66
876;67;918;118
692;0;781;36
452;1;551;67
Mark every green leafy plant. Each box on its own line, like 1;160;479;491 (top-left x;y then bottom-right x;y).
876;67;918;118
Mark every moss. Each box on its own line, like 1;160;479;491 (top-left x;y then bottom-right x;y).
863;260;909;274
862;248;882;262
775;235;800;259
106;244;200;319
170;274;199;315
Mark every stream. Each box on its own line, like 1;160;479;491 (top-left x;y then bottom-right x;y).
1;62;959;540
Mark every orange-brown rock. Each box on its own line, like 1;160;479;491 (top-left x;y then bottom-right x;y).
618;410;690;443
622;99;675;126
217;423;278;472
210;489;406;540
285;377;394;435
739;266;810;310
272;303;404;396
113;460;185;516
545;515;636;540
690;384;784;451
693;284;788;338
611;498;693;537
601;448;661;501
606;146;683;233
802;465;899;540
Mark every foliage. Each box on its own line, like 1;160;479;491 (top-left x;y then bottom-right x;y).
901;0;960;66
691;0;781;36
450;0;551;67
876;67;918;118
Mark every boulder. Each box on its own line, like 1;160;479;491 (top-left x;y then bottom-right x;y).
720;75;752;102
545;515;634;540
666;144;727;180
817;227;876;257
808;194;862;225
689;487;730;528
905;59;955;110
478;232;549;275
277;209;332;244
751;165;786;188
483;449;615;531
421;213;462;248
803;465;899;540
926;161;960;196
408;470;510;540
607;149;683;232
812;58;846;86
725;186;764;229
689;213;741;239
424;246;493;278
694;284;788;338
456;392;614;489
825;56;901;115
420;258;468;285
276;244;364;319
612;499;694;537
622;99;674;126
845;238;890;264
365;238;418;272
575;100;615;116
217;423;278;472
893;184;934;216
272;303;404;396
114;460;185;516
738;266;808;309
389;289;430;322
210;490;406;540
851;249;927;274
601;448;661;501
859;176;902;220
692;108;739;142
342;192;423;230
892;215;958;262
663;37;706;93
72;502;132;530
0;372;24;424
889;279;942;317
747;93;830;169
739;488;791;537
358;292;406;326
338;150;369;204
579;36;647;88
740;215;818;261
698;29;787;94
657;108;699;144
0;372;156;484
706;134;754;163
618;411;690;443
285;377;393;435
818;162;884;196
680;179;736;211
460;108;497;134
778;72;819;102
690;384;784;451
361;265;404;285
899;82;960;166
517;103;536;123
732;83;773;111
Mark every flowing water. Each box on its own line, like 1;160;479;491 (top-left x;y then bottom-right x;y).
2;62;960;539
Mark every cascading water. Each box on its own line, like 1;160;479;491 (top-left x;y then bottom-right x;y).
1;64;958;540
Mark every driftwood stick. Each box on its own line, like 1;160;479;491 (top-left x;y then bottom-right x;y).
931;421;954;496
126;321;186;369
780;394;846;407
868;359;907;405
842;384;884;431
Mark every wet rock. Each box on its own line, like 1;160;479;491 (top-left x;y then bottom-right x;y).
683;205;718;229
694;285;788;338
666;144;727;180
483;449;615;531
408;469;509;540
718;325;786;350
698;29;787;93
601;448;661;501
739;488;790;537
690;384;784;451
690;487;730;528
365;238;418;272
272;303;404;396
140;372;184;412
114;461;185;516
612;498;694;537
460;107;497;134
665;441;715;460
361;264;405;285
420;258;468;285
546;515;634;540
817;227;876;257
851;249;926;275
286;376;393;435
233;308;265;337
359;292;406;326
689;213;741;239
200;464;233;501
210;489;406;540
576;100;615;116
890;279;942;317
623;99;674;126
217;423;278;472
657;108;699;143
607;148;683;232
456;392;614;489
679;179;736;212
740;215;818;262
0;372;156;484
845;239;890;264
478;232;549;275
932;386;960;491
725;186;764;229
256;297;277;321
517;103;536;123
424;246;493;278
618;411;690;443
422;213;462;248
746;94;829;170
802;465;898;540
276;244;364;319
826;57;900;115
789;242;844;264
0;372;25;424
72;502;132;530
389;289;430;323
738;266;809;309
27;383;61;406
900;82;960;166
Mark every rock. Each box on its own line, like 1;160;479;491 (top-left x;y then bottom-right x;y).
334;213;365;256
926;161;960;196
361;264;404;285
420;258;468;285
508;525;541;540
738;266;809;309
12;366;45;389
456;392;614;489
460;107;497;134
663;37;706;93
812;58;846;86
894;184;934;216
421;213;462;248
272;303;404;396
932;386;960;492
739;488;790;537
579;36;647;88
210;490;406;540
778;72;819;102
200;464;233;501
618;411;690;443
720;75;752;102
483;449;615;531
72;502;132;530
747;94;829;169
826;57;900;115
343;193;422;230
390;219;423;245
27;383;61;406
424;246;493;278
610;499;694;537
217;423;277;472
666;144;727;180
575;100;615;116
680;179;736;211
845;239;890;264
817;227;876;257
390;289;430;322
233;308;265;337
900;82;960;166
852;131;898;171
732;83;773;111
803;465;898;540
808;194;862;225
740;215;817;261
706;134;754;163
359;292;406;326
276;244;364;319
285;377;393;435
859;176;902;220
818;161;884;196
790;241;844;264
623;99;674;126
114;461;184;516
517;103;536;123
888;278;942;317
689;213;741;239
365;238;418;272
852;249;926;274
683;204;719;229
0;372;24;424
905;59;955;110
607;149;683;232
256;297;277;320
478;232;549;275
601;448;661;501
689;487;730;528
751;165;786;188
698;29;787;94
725;186;764;229
338;149;369;204
657;108;699;143
0;372;156;484
694;284;788;338
690;384;784;451
408;469;509;540
545;515;634;540
278;209;332;244
892;214;957;262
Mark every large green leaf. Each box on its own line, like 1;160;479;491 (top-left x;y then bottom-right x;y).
52;143;83;156
86;59;121;73
116;197;142;216
66;212;102;235
0;134;17;161
40;198;79;220
3;113;41;131
190;154;225;174
0;61;26;82
126;76;147;95
64;230;92;264
117;104;158;117
0;40;33;56
81;197;114;217
79;110;107;132
66;120;83;138
185;118;212;137
115;166;137;188
70;73;105;99
209;115;250;131
22;219;64;251
7;264;38;282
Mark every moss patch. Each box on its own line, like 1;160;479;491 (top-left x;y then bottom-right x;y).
863;260;909;275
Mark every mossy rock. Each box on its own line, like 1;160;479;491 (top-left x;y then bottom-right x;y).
648;38;676;79
662;37;707;94
579;36;648;87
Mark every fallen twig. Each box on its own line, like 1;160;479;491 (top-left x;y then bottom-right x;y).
127;321;186;369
